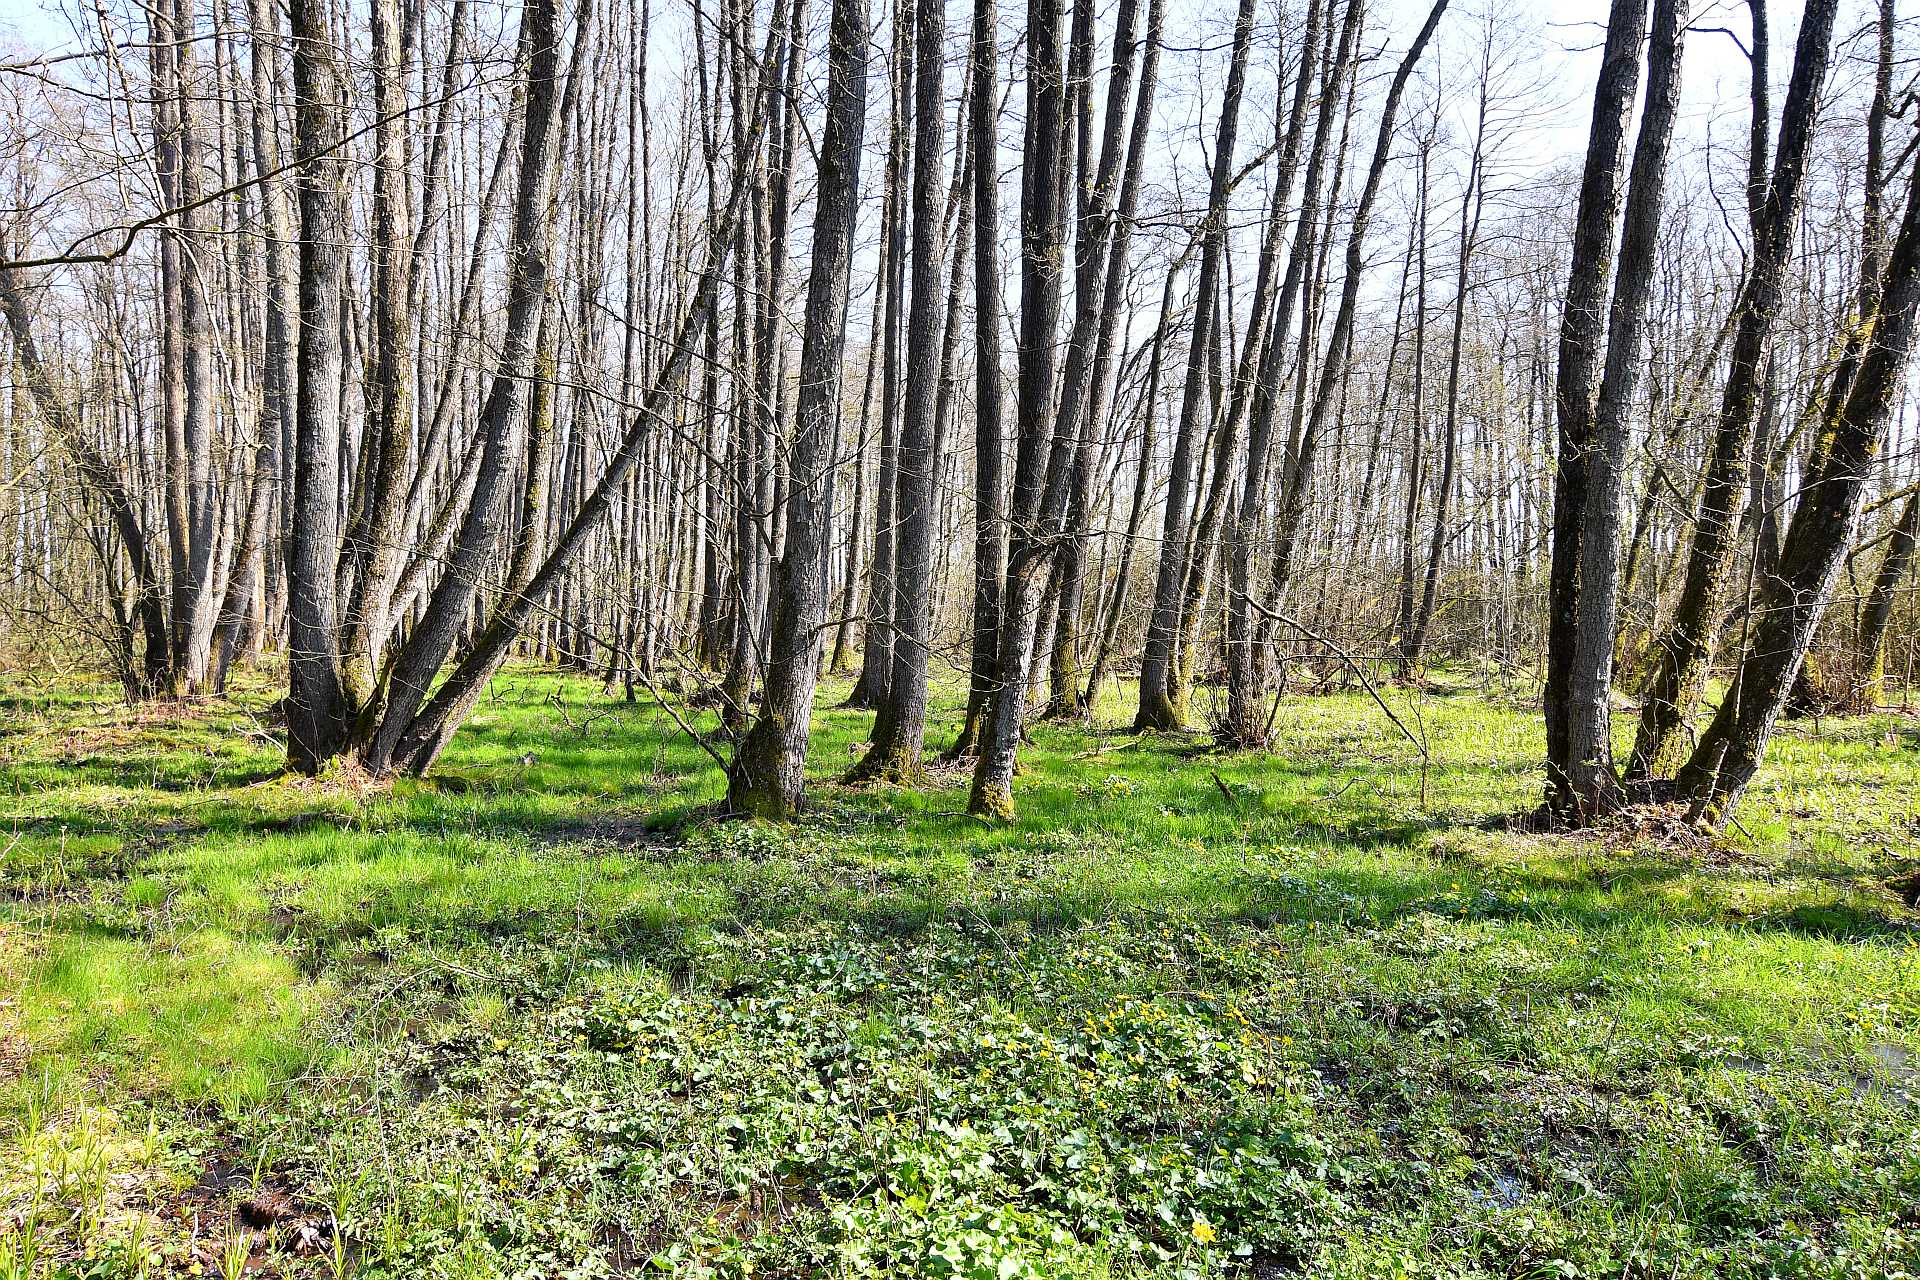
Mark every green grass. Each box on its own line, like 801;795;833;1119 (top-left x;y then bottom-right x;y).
1;665;1917;1278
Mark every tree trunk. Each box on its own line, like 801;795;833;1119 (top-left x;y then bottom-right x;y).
1541;0;1649;808
338;0;417;711
1039;0;1153;722
966;0;1074;817
1223;0;1357;747
848;7;912;711
1857;494;1920;701
1560;0;1688;819
361;0;569;774
728;0;870;818
167;0;220;693
950;0;1012;760
1133;0;1255;732
1679;161;1920;822
1393;134;1433;673
1265;0;1449;625
1627;0;1838;781
852;0;947;782
285;0;354;770
211;0;297;692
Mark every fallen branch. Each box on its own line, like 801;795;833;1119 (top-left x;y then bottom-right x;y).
1234;591;1431;765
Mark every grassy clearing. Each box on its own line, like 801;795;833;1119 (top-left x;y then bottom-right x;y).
1;666;1917;1278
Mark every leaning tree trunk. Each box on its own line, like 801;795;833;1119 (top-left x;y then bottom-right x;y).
1678;160;1920;823
1171;20;1323;726
1086;285;1174;709
360;0;569;774
374;2;768;776
379;168;758;774
1627;0;1838;782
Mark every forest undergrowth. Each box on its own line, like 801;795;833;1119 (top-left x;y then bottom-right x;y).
1;664;1917;1279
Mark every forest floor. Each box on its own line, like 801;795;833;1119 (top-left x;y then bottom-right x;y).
1;664;1918;1279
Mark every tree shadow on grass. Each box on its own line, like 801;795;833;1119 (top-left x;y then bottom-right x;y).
246;770;1916;961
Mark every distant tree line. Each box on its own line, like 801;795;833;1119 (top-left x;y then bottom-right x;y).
0;0;1916;826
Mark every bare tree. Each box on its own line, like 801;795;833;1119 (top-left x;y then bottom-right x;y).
1627;0;1839;782
1540;0;1648;811
1133;0;1255;733
728;0;870;817
1679;151;1920;823
852;0;947;782
1551;0;1689;819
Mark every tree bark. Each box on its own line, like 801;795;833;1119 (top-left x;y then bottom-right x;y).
1679;159;1920;822
951;0;1012;759
1040;0;1152;721
361;0;569;774
966;0;1075;817
1265;0;1450;626
285;0;353;770
728;0;870;818
1541;0;1649;809
1223;0;1358;747
1858;494;1920;701
852;0;947;781
1133;0;1256;732
1560;0;1688;818
1627;0;1838;781
847;1;913;712
338;0;417;711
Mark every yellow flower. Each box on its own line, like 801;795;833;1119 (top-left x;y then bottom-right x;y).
1192;1218;1218;1245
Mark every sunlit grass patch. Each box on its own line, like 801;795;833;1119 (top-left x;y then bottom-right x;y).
7;925;325;1110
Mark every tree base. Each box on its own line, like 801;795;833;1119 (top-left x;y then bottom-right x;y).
1131;697;1183;733
726;783;799;822
726;736;800;822
1216;724;1270;752
845;742;924;786
1041;695;1085;722
967;780;1017;821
